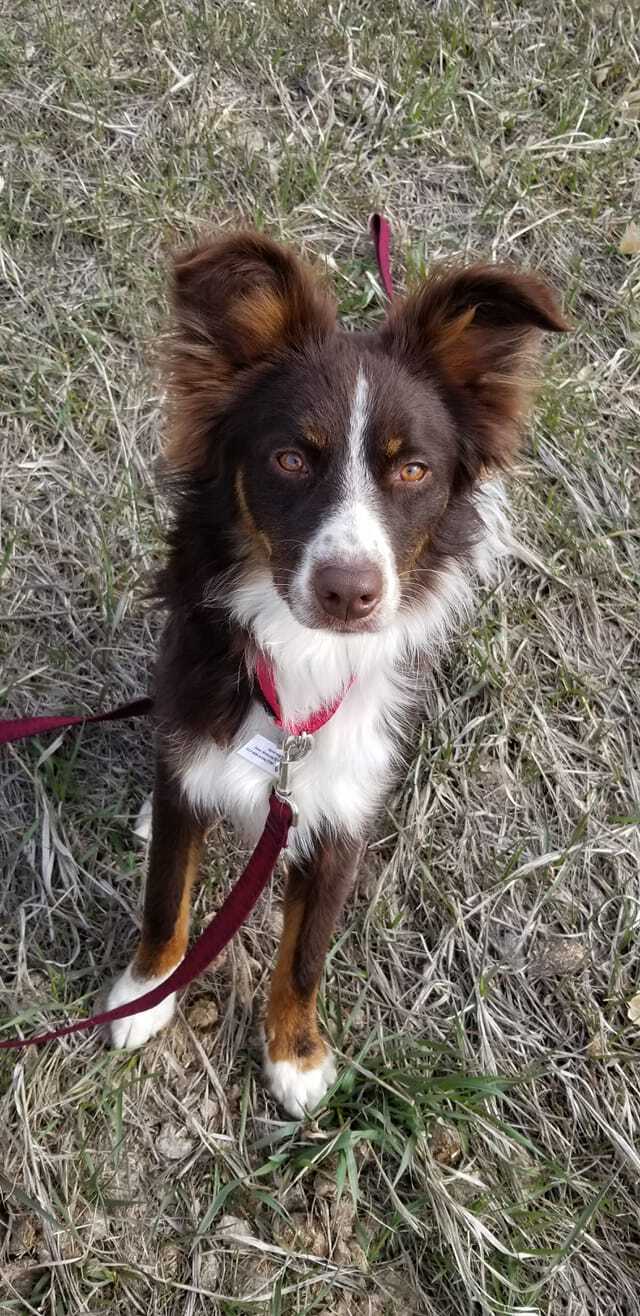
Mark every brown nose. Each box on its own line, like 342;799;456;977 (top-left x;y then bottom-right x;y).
313;562;383;622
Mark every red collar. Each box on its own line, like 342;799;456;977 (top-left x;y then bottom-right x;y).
254;653;354;735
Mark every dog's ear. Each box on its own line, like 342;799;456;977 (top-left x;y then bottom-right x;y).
380;265;569;478
165;231;336;471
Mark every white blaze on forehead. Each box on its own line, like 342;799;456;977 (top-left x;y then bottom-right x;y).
292;364;400;615
345;366;371;497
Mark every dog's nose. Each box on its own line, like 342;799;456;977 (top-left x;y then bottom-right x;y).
313;562;383;622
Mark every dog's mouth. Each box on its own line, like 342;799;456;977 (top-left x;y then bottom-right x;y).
284;589;391;636
294;607;386;636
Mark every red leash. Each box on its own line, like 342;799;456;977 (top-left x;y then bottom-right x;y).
0;696;153;748
0;793;292;1050
0;215;394;1053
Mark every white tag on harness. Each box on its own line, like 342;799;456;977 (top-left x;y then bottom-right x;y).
236;734;283;775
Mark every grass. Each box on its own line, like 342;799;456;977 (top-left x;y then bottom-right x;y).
1;0;639;1311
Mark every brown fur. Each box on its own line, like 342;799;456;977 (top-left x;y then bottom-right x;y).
380;263;569;475
265;839;363;1068
135;840;201;977
235;466;272;560
302;420;329;449
265;896;326;1070
133;756;206;978
230;286;288;351
137;231;568;1092
164;232;336;472
384;434;403;458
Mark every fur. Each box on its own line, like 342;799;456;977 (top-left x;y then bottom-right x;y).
106;230;567;1116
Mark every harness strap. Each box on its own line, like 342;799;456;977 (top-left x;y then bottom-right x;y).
254;654;354;736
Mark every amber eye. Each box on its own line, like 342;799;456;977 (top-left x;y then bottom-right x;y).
399;461;430;483
276;450;307;474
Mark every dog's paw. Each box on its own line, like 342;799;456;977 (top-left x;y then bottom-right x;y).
106;963;178;1049
263;1046;337;1118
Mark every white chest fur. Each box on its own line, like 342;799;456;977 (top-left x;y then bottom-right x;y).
178;660;403;859
179;480;509;857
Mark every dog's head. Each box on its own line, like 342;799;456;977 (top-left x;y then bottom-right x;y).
165;231;567;635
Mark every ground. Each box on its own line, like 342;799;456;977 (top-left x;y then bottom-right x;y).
1;2;639;1313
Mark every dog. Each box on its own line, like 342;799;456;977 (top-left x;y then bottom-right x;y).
106;230;567;1116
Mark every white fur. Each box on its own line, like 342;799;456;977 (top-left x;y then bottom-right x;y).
181;545;477;859
263;1047;337;1118
347;366;370;472
289;368;400;625
126;466;508;1112
106;963;178;1049
179;656;400;858
133;796;152;842
180;482;510;858
472;478;513;580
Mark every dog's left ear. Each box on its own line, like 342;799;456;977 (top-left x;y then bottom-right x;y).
165;231;336;471
380;264;569;477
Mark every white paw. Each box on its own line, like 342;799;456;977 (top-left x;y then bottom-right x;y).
263;1047;337;1118
132;796;152;842
106;962;178;1049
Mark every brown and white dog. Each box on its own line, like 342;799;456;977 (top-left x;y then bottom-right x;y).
106;231;567;1116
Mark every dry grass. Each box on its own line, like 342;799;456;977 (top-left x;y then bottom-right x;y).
1;1;640;1312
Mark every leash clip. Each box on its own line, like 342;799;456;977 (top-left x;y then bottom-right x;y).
274;732;314;826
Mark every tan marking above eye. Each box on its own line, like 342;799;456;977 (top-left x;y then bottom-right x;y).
398;461;431;483
302;422;328;450
276;450;307;473
384;434;403;458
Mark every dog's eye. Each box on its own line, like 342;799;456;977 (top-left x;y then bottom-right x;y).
275;450;307;475
399;462;430;483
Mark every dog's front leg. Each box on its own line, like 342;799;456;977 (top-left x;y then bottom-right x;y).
107;752;206;1048
264;834;363;1118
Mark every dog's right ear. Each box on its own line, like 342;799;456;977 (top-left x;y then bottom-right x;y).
165;232;336;472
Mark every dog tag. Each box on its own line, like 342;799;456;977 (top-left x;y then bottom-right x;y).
237;734;283;774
